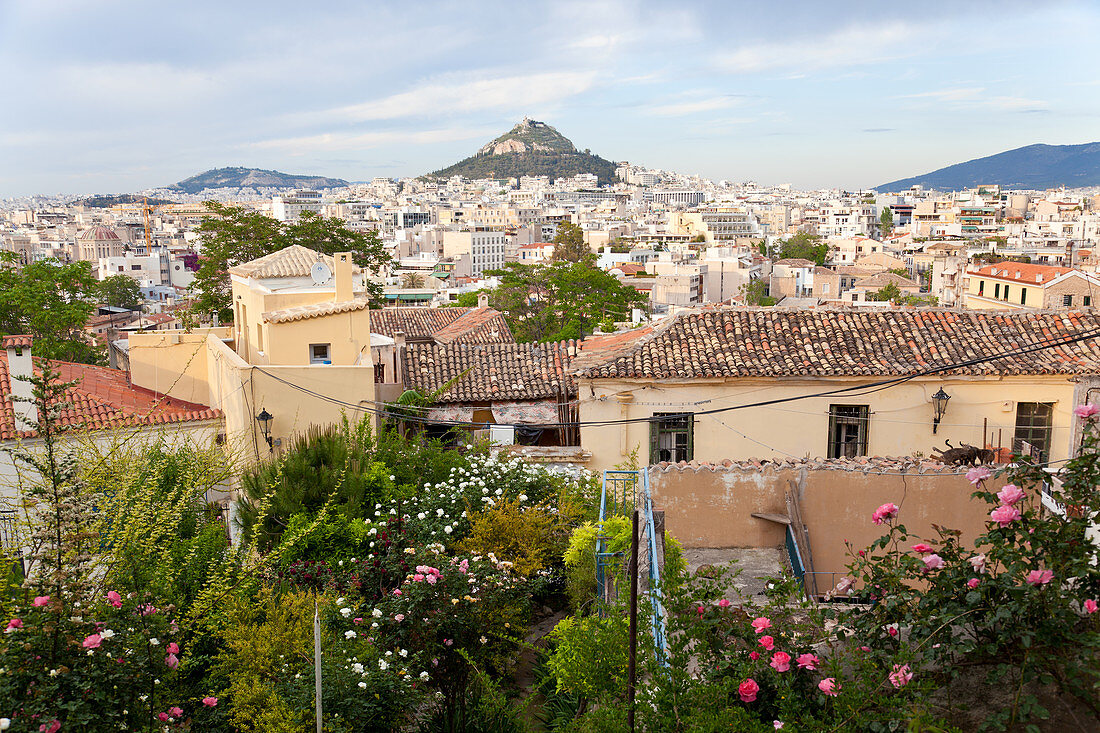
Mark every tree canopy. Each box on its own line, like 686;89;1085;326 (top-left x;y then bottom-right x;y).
879;207;894;238
191;203;391;323
97;274;144;310
0;254;103;364
739;278;776;306
551;221;592;263
776;232;829;266
486;261;648;342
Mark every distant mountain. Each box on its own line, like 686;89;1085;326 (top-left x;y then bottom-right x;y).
877;142;1100;192
167;167;348;194
427;118;618;184
79;194;173;208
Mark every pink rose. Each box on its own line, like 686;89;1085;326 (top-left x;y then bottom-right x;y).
106;590;123;608
33;596;50;607
886;625;899;637
751;617;772;633
696;605;706;615
425;575;437;585
966;465;992;484
990;504;1021;528
168;706;183;717
796;653;819;670
1074;403;1100;419
5;618;22;632
968;554;986;573
140;604;157;616
967;578;980;589
353;617;363;625
1084;599;1098;614
997;485;1025;505
738;678;760;702
717;599;731;608
165;653;179;669
1026;569;1053;586
758;635;775;650
167;642;180;654
392;589;402;596
413;574;425;582
395;614;405;622
770;651;791;672
911;543;933;553
833;576;856;595
444;638;453;646
888;663;912;689
749;651;760;660
82;633;102;649
819;677;838;695
922;554;945;571
871;502;899;525
158;712;169;722
774;723;784;730
39;721;60;733
202;696;218;707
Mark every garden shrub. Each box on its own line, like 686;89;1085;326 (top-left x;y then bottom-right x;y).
458;499;575;577
545;614;629;711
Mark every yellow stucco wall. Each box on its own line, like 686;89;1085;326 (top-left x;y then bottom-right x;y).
579;375;1078;472
263;309;373;366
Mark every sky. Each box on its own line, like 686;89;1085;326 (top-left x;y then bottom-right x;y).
2;0;1099;197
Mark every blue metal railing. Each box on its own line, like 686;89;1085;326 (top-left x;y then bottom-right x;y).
640;469;669;667
785;525;805;585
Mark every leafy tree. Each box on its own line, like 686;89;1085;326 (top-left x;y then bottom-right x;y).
400;272;425;289
551;221;592;263
690;233;707;244
0;254;103;364
97;274;144;310
486;261;648;342
740;278;776;306
879;207;894;238
868;281;902;302
442;290;488;308
191;203;391;323
776;233;829;266
887;267;910;278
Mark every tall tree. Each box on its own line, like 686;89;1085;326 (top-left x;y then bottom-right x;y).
879;207;894;239
191;203;391;323
776;232;829;266
739;278;776;306
0;254;103;364
551;221;593;263
487;261;648;342
97;274;144;310
400;272;426;289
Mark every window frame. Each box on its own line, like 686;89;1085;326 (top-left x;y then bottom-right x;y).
828;404;870;459
649;412;695;464
309;343;331;365
1014;402;1054;460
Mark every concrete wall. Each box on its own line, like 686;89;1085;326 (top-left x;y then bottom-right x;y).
648;459;1006;578
579;375;1079;473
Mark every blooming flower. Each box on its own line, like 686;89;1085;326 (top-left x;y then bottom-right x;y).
774;722;784;730
167;642;179;654
871;502;899;525
1026;569;1054;586
738;678;760;702
372;609;382;618
83;633;102;649
770;651;791;672
717;599;731;608
39;720;60;733
1085;600;1099;614
997;485;1026;506
888;664;913;689
5;619;22;633
165;653;179;669
990;504;1021;528
796;653;819;670
911;543;933;553
202;697;218;707
886;624;899;637
168;707;183;717
345;630;357;639
749;651;760;660
33;596;50;607
1074;403;1100;419
158;712;169;722
101;629;115;639
379;659;389;671
966;465;992;484
758;635;775;651
696;605;705;615
967;578;981;589
968;554;987;573
819;677;838;695
394;614;405;622
922;554;945;571
751;617;771;633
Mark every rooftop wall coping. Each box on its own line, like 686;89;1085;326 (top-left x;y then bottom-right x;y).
649;456;977;475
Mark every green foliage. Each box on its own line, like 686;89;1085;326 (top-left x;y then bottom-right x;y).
486;261;648;342
0;254;103;364
545;614;629;706
191;203;391;323
869;281;902;302
740;278;776;306
459;499;577;577
443;290;488;308
776;232;829;266
97;273;144;310
880;207;894;237
551;222;592;263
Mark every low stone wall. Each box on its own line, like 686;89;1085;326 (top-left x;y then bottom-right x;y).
648;457;1006;579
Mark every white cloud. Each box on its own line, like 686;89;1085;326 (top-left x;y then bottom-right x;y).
647;96;742;117
895;87;1048;112
309;71;598;123
895;87;986;102
249;127;497;153
714;23;920;75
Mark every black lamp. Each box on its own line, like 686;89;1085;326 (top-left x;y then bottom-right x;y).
931;388;951;434
256;408;274;449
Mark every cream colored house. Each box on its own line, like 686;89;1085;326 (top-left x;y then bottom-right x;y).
574;308;1100;472
964;261;1100;311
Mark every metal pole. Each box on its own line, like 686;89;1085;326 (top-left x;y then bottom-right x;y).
314;602;323;733
627;509;638;732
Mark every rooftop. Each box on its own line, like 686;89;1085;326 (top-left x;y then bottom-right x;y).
404;340;578;403
228;245;361;279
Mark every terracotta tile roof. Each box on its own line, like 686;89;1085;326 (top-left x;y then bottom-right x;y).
973;261;1073;285
78;226;119;241
852;272;920;289
2;335;31;350
0;356;221;441
371;307;514;344
775;258;817;268
404;341;578;403
228;245;360;279
575;308;1100;379
263;298;370;324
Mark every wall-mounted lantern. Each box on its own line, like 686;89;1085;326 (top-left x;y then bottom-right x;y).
931;388;951;434
256;407;275;450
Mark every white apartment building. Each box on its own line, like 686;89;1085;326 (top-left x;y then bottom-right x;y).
817;205;876;238
272;190;323;222
649;190;706;207
98;251;195;289
442;228;508;277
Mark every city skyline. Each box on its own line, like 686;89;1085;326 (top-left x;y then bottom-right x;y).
2;0;1100;197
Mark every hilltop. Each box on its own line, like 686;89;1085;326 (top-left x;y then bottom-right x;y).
166;167;348;194
427;118;618;184
877;142;1100;191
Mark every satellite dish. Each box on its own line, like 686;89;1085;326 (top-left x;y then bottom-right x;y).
311;261;332;285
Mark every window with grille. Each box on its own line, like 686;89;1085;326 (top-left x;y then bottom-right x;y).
828;405;869;458
1014;402;1054;460
649;413;694;464
1063;294;1073;306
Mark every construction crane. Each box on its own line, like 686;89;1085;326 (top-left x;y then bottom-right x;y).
142;197;153;251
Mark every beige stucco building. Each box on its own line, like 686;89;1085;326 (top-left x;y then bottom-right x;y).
964;261;1100;311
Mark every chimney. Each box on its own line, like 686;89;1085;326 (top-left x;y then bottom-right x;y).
3;335;36;431
478;293;489;309
334;252;354;302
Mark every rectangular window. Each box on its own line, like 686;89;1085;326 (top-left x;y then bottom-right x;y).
994;283;1000;298
1063;294;1073;306
1085;296;1092;307
978;280;984;296
309;343;331;364
649;413;694;464
1014;402;1054;460
1004;285;1010;300
1021;288;1027;305
828;405;869;458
